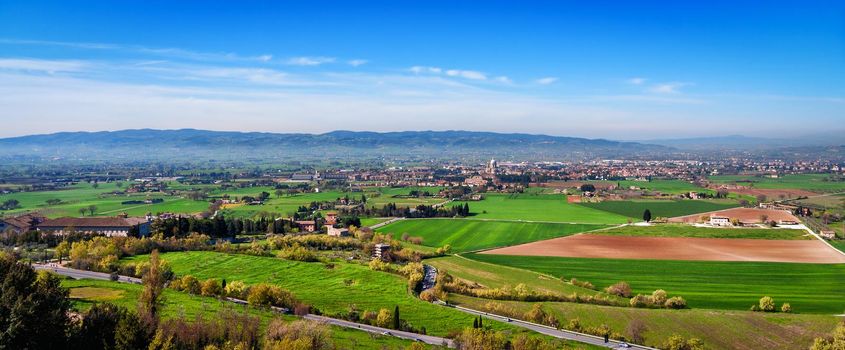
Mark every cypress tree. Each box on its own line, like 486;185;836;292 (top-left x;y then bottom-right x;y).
392;305;400;330
473;318;478;329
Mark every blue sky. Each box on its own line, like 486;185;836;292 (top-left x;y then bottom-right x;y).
0;1;842;139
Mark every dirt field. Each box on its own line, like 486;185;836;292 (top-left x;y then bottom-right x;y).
668;207;800;224
481;234;845;263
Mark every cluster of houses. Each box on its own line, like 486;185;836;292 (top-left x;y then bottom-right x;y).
1;213;152;237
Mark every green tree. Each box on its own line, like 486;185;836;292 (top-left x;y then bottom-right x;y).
138;250;166;335
114;310;147;350
79;207;88;217
55;240;70;264
88;204;98;216
759;296;776;312
392;305;400;330
0;256;71;349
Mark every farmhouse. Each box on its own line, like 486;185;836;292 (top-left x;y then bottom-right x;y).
0;214;45;233
294;220;316;232
326;225;350;237
373;243;391;260
37;216;151;237
709;216;732;227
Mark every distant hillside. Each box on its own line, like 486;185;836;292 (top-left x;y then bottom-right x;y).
0;129;671;161
643;133;845;151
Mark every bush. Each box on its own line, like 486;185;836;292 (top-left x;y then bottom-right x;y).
781;303;792;313
225;280;249;299
569;278;595;290
651;289;667;305
246;283;297;309
605;281;632;298
264;319;332;350
759;296;776;312
629;294;650;308
523;304;547;324
664;296;687;309
200;279;222;297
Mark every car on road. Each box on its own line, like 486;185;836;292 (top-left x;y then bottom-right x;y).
617;342;631;348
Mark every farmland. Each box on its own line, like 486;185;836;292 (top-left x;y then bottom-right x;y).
465;253;845;314
448;294;838;350
62;279;418;349
708;174;845;193
590;224;811;240
376;219;608;252
459;193;629;224
578;200;739;220
121;251;509;336
0;182;210;218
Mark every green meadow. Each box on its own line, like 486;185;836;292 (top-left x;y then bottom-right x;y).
377;219;608;252
578;199;738;220
0;182;210;218
61;279;417;349
708;174;845;192
459;193;629;224
590;224;811;240
122;251;508;336
465;253;845;314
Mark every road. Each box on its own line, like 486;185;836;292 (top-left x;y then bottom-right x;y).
35;263;455;348
437;302;656;350
303;314;453;347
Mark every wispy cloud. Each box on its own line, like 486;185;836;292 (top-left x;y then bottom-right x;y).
445;69;486;80
535;77;558;85
649;82;692;94
627;77;646;85
285;56;336;66
494;76;512;84
410;66;442;74
0;58;88;73
348;59;368;67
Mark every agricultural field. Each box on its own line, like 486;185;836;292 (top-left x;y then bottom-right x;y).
359;217;391;227
62;279;418;349
578;200;739;220
601;179;707;194
708;174;845;193
464;253;845;314
376;219;608;252
448;294;837;350
590;224;811;240
790;193;845;212
0;182;210;218
121;251;508;336
458;193;630;224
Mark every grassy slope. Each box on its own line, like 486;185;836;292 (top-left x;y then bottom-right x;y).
0;182;210;218
458;194;629;224
448;294;836;350
61;279;415;349
578;200;739;220
465;254;845;314
591;224;811;240
708;174;845;192
427;255;616;299
376;219;608;252
122;251;506;336
360;217;390;227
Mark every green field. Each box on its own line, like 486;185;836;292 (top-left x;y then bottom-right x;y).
578;200;738;220
377;219;608;252
448;294;837;350
591;224;811;240
708;174;845;192
0;182;211;218
601;179;707;194
122;251;507;336
360;217;390;227
61;279;416;349
464;253;845;314
459;194;629;224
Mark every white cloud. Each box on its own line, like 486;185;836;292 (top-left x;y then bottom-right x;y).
348;59;368;67
410;66;443;74
445;69;487;80
535;77;558;85
495;76;512;84
285;56;336;66
257;55;273;62
0;58;88;73
627;77;646;85
650;82;691;94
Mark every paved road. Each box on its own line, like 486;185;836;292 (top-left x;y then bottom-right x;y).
437;302;656;350
34;264;142;284
368;217;405;229
304;314;453;347
36;264;455;348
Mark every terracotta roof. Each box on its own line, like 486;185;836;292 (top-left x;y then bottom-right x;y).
38;217;148;228
1;214;43;229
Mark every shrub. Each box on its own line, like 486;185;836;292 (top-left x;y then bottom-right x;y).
569;278;595;290
200;279;222;297
664;296;687;309
759;296;776;312
376;308;392;328
225;280;248;299
264;319;332;350
247;283;297;309
663;334;705;350
419;289;436;302
605;281;632;298
629;294;650;308
181;275;201;295
651;289;667;305
781;303;792;313
524;304;547;324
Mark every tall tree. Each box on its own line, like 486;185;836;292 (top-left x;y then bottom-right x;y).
392;305;400;330
138;250;166;335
